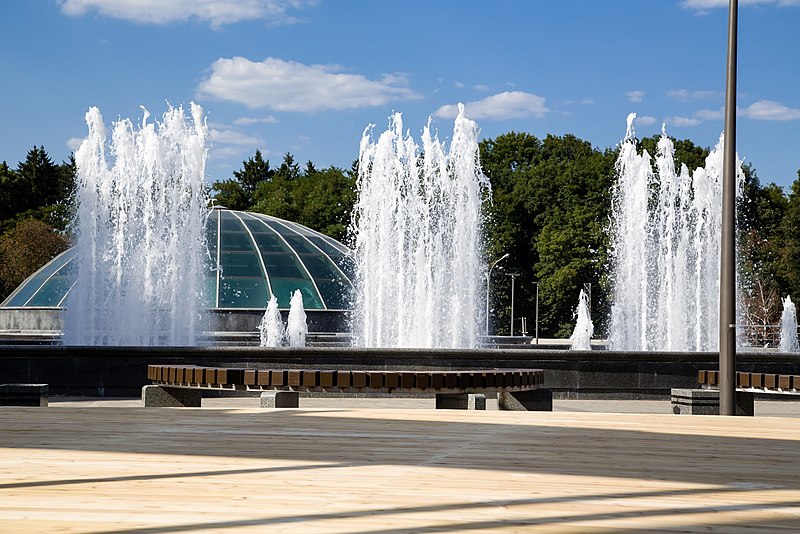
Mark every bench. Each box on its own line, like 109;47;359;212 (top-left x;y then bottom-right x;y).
143;365;551;411
671;370;800;416
0;384;48;407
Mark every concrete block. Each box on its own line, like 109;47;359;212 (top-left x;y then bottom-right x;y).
0;384;48;407
142;385;202;407
435;393;486;410
499;389;553;411
671;388;754;416
260;390;299;408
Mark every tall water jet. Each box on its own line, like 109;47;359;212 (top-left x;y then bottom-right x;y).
286;290;308;347
64;104;209;346
351;104;490;348
259;293;285;347
608;114;744;351
779;296;799;352
569;289;594;350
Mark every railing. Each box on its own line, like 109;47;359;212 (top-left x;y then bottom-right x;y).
740;324;799;349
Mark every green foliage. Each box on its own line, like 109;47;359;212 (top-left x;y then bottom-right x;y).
216;149;356;243
0;146;75;300
779;172;800;301
2;133;798;344
0;218;69;300
481;132;615;337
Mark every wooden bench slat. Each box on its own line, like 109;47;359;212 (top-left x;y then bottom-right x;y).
272;370;287;387
384;372;399;389
302;370;319;387
320;370;336;388
336;370;351;388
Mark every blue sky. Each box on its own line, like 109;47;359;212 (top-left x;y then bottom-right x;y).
2;0;799;189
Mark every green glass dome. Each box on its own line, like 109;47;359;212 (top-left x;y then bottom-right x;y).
1;208;354;311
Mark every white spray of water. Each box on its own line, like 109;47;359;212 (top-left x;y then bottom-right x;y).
779;296;800;353
569;289;594;350
259;293;285;347
286;290;308;347
64;104;208;346
609;114;744;351
351;104;491;348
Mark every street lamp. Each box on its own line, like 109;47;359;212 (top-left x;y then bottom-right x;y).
533;282;539;345
720;0;738;415
485;253;509;336
508;273;519;336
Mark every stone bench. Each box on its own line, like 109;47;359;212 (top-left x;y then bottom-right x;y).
0;384;48;407
671;370;800;416
143;365;551;411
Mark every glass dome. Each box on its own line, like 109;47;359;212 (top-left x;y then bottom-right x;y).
1;208;354;311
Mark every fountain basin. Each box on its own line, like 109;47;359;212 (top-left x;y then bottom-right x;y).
3;345;799;399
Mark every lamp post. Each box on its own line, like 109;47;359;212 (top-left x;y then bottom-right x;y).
485;253;509;336
534;282;539;345
509;273;519;336
720;0;738;415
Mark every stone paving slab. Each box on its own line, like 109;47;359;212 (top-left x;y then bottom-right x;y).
2;405;800;532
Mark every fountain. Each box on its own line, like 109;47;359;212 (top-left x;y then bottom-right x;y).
569;289;594;350
286;290;308;347
259;293;285;347
779;296;799;352
608;113;744;351
351;104;491;348
63;105;209;346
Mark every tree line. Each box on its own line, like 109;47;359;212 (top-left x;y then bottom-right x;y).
0;147;74;300
3;135;799;342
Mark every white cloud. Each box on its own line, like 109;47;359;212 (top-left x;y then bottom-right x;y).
209;128;263;146
696;107;724;121
434;91;549;120
58;0;313;27
741;99;800;120
207;127;264;160
454;81;465;88
636;115;657;126
197;57;422;112
233;115;279;125
474;84;491;91
666;116;701;127
626;90;645;103
211;146;253;159
66;137;84;152
682;0;800;10
666;89;720;101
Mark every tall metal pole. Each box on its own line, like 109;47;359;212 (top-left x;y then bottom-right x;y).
535;282;539;345
720;0;738;416
509;273;519;336
485;253;509;336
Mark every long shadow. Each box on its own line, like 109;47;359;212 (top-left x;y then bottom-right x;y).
0;462;340;490
91;489;800;533
2;406;800;490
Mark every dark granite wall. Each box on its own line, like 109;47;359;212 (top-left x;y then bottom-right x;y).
2;345;798;399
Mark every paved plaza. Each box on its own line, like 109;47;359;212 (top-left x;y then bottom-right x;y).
0;398;799;532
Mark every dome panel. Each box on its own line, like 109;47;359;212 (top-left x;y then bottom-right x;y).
219;277;269;308
2;250;75;307
0;208;354;311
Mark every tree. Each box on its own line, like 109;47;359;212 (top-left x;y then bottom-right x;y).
14;146;62;212
211;149;274;210
210;179;249;210
276;152;300;181
232;149;273;197
0;218;69;300
480;132;616;337
293;167;356;242
779;171;800;302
